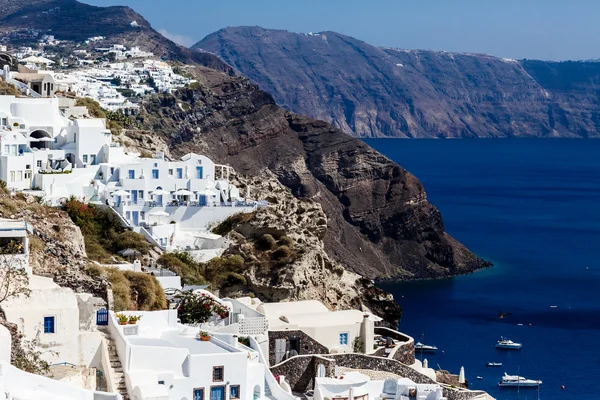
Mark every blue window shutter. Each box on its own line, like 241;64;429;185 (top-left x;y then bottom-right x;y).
44;316;55;333
196;166;203;179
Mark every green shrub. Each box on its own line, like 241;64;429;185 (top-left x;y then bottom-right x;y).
225;272;247;286
256;234;277;251
107;268;166;311
272;245;292;260
278;236;294;247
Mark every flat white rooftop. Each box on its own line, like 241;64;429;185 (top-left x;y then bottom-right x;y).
129;332;231;355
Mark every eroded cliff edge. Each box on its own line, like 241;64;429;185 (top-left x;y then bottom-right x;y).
128;68;490;283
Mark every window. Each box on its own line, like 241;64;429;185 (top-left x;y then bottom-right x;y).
140;211;145;220
230;385;240;399
110;167;115;174
176;168;183;179
168;169;173;176
139;190;144;199
128;170;135;179
36;160;42;168
158;381;165;385
3;145;8;154
152;169;159;179
25;164;30;169
83;155;88;163
193;388;204;400
0;118;6;126
196;166;203;179
212;366;224;382
9;171;14;182
74;132;77;142
43;316;55;333
339;333;349;346
24;171;31;180
90;155;96;165
17;171;22;181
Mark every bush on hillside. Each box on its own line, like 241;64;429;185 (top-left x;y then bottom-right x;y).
256;234;277;251
106;268;166;311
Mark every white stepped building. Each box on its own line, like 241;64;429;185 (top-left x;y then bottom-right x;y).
0;95;259;251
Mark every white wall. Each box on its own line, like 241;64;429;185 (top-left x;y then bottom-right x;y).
0;325;11;364
3;277;81;365
0;361;121;400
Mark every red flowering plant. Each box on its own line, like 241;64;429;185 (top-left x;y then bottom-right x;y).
175;290;230;324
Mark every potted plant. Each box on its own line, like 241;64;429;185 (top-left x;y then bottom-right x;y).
116;313;128;326
199;331;210;341
128;315;141;325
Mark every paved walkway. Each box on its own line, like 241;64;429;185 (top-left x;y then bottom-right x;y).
336;366;402;380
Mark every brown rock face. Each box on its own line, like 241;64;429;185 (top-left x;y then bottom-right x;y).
135;71;490;281
196;26;600;138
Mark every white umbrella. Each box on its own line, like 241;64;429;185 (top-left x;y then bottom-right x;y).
111;190;130;197
150;189;169;196
149;210;169;217
204;189;218;197
175;189;193;196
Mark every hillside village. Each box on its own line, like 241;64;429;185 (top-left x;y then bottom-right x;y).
0;37;494;400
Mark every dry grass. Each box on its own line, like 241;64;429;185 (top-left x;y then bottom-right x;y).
106;268;167;312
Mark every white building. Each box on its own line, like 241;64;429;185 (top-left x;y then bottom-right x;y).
0;95;259;251
107;310;268;400
314;372;446;400
0;361;122;400
3;275;107;367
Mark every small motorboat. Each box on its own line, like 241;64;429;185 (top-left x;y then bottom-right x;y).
495;337;522;349
498;373;542;387
487;362;503;367
415;342;438;352
476;376;483;380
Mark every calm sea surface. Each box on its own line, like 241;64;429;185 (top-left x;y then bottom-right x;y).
364;139;600;400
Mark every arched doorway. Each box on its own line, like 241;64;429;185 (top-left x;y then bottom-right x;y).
253;385;261;400
29;130;52;150
65;153;75;167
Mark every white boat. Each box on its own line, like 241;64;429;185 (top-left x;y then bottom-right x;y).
487;362;503;367
495;337;522;349
415;342;438;352
498;373;542;387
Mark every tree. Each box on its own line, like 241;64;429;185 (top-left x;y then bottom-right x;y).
0;255;31;305
111;77;122;86
175;290;229;325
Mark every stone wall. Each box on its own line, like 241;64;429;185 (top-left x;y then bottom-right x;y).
270;352;434;392
268;330;328;366
373;326;415;365
271;355;336;392
444;388;489;400
329;354;434;384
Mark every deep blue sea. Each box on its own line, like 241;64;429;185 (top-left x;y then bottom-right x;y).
364;139;600;400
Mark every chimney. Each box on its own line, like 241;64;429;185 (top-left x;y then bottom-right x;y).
232;335;239;348
361;314;374;354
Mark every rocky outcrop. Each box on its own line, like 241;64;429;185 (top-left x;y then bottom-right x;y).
196;26;600;138
0;192;108;298
218;172;401;324
132;73;489;283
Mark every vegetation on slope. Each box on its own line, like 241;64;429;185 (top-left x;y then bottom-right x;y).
0;79;20;96
63;198;150;262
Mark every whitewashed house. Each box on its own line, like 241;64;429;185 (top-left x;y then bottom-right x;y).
0;95;260;251
0;361;122;400
314;373;446;400
107;310;268;400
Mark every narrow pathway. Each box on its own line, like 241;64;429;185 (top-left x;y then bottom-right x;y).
99;326;129;400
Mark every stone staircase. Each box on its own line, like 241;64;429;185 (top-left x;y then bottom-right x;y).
99;327;129;400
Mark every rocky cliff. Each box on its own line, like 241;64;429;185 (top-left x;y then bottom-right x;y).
128;67;489;282
0;0;231;72
196;26;600;138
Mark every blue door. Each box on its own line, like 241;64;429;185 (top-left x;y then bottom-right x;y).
132;211;139;226
199;195;207;206
115;195;121;206
131;190;138;203
196;166;203;179
156;195;163;205
210;387;225;400
96;308;108;326
193;388;204;400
